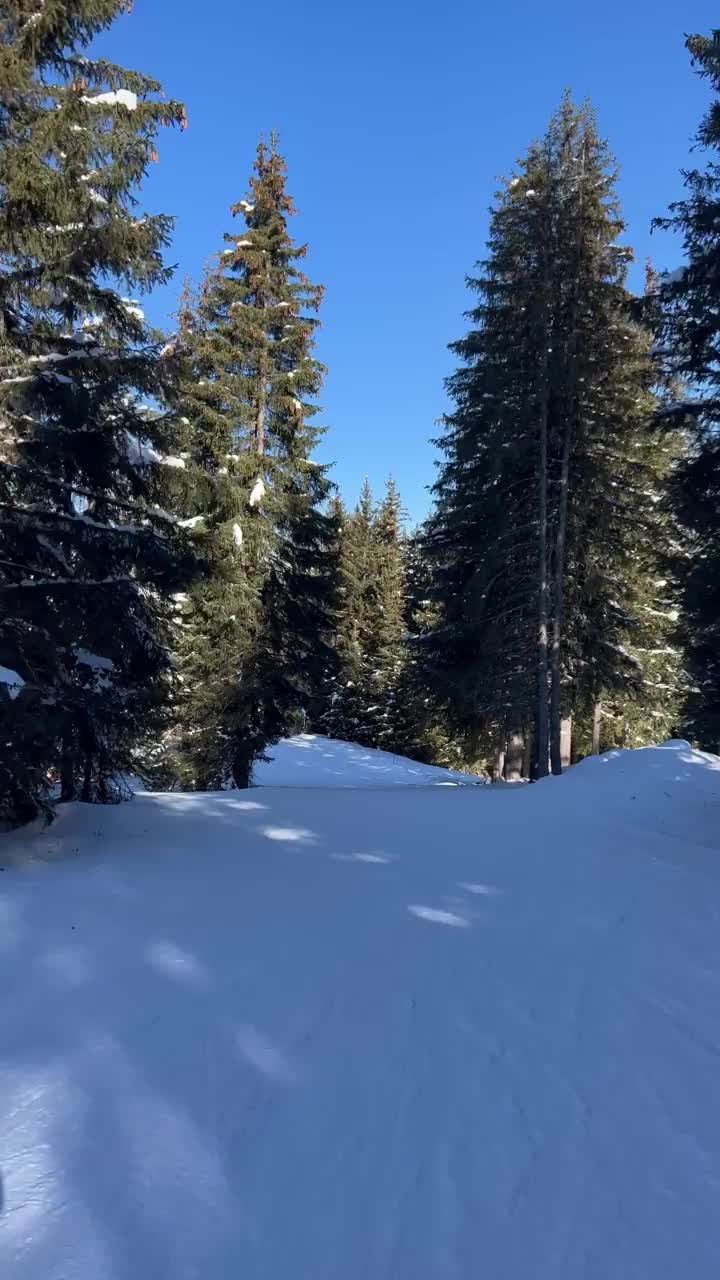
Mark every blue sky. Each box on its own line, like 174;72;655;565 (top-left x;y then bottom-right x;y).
97;0;716;523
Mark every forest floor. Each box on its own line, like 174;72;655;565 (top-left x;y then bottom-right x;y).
2;738;720;1278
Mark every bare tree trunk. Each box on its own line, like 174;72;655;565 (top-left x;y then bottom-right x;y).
534;141;555;781
549;420;572;774
492;738;506;783
536;393;550;778
548;129;584;773
505;723;525;782
467;723;482;768
60;731;76;803
560;714;572;769
550;131;586;775
81;752;93;803
255;363;267;457
522;723;532;779
591;700;602;755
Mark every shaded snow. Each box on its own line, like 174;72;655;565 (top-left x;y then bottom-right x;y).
0;665;24;699
74;650;114;672
2;741;720;1279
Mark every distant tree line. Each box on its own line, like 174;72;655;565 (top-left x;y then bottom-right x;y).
2;4;719;822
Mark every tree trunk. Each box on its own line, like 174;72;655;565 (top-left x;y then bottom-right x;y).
505;723;524;782
536;389;550;778
534;144;554;781
255;287;268;454
81;752;93;803
255;378;266;457
560;714;572;769
492;740;506;783
550;132;586;775
60;731;76;803
467;723;482;768
522;724;532;779
232;747;253;790
549;411;572;775
591;700;602;755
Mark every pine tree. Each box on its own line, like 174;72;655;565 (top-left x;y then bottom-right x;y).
654;30;720;747
424;119;561;772
320;479;377;744
170;136;334;788
370;479;407;749
0;1;190;823
425;96;680;776
318;478;412;752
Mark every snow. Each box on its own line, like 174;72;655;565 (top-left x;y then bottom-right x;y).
81;89;138;112
124;432;162;467
232;521;243;548
255;735;476;787
2;739;720;1279
121;299;144;322
125;433;186;470
0;665;24;699
20;5;44;32
74;650;114;672
248;476;266;507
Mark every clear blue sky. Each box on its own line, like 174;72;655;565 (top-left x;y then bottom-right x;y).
96;0;716;523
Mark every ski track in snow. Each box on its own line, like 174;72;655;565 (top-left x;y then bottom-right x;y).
1;741;720;1277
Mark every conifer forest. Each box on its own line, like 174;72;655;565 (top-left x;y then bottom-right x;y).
3;5;720;825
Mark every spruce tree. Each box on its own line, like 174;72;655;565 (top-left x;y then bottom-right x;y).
0;1;190;822
424;121;560;772
370;479;407;749
425;96;679;775
318;478;412;752
170;137;334;788
320;479;377;745
654;30;720;747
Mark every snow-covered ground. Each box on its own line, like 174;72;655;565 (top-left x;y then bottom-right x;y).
254;733;476;786
2;739;720;1279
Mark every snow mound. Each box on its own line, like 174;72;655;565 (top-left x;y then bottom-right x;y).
2;741;720;1278
254;734;477;787
545;740;720;849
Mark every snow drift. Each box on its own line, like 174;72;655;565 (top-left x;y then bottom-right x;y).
254;733;476;787
1;739;720;1279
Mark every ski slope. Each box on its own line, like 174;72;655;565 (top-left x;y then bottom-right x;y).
2;740;720;1279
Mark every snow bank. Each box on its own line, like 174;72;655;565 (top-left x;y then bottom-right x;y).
255;734;476;786
0;665;24;699
544;740;720;849
2;739;720;1279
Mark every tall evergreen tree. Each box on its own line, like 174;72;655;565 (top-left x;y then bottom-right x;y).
425;96;680;776
170;137;334;787
0;0;190;823
654;30;720;748
318;478;411;751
